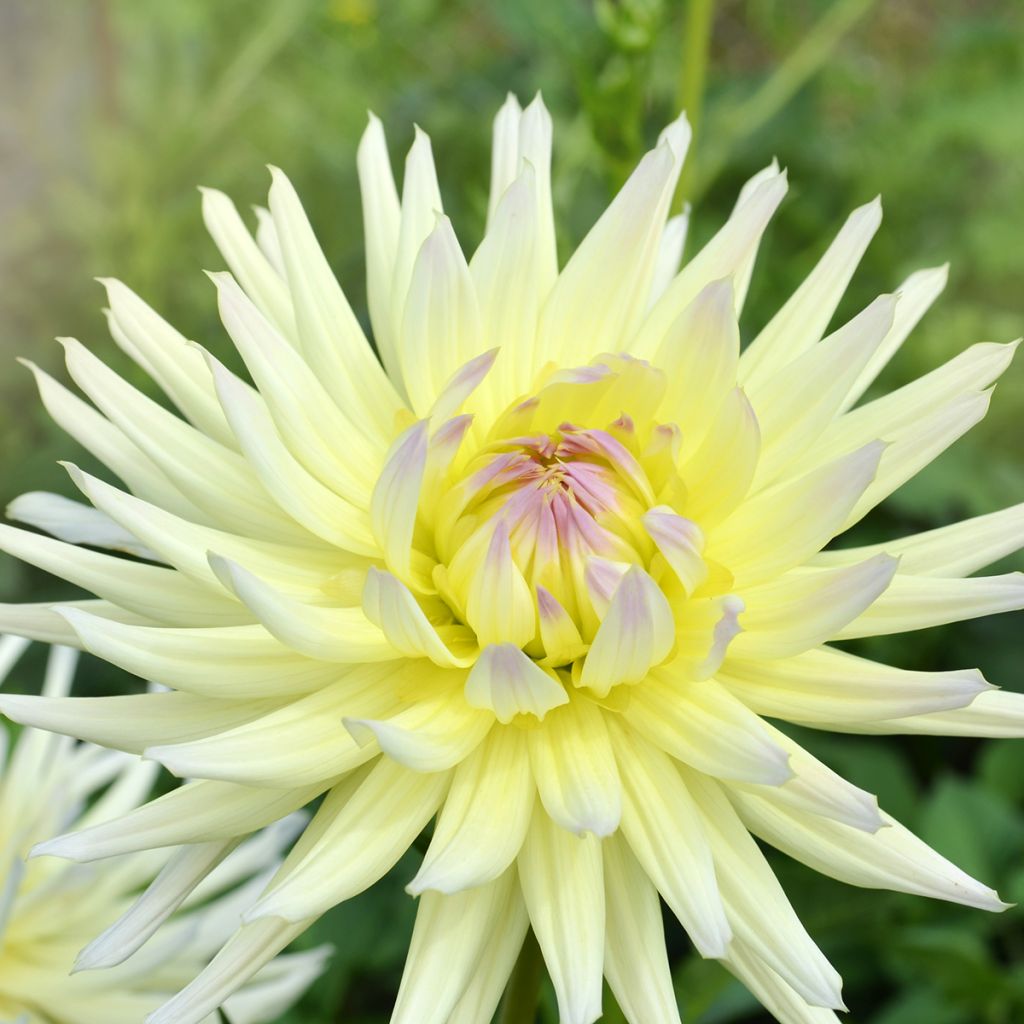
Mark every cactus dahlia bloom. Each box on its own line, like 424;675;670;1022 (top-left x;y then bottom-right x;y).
0;635;327;1024
0;93;1022;1024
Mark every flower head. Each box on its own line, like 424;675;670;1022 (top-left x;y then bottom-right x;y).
0;635;327;1024
1;92;1022;1024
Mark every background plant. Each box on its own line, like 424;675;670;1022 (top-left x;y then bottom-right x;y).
0;1;1022;1021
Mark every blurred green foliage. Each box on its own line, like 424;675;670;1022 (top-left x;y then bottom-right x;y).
1;0;1022;1021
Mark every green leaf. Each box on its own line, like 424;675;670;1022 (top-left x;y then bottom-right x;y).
874;987;972;1024
919;776;1024;884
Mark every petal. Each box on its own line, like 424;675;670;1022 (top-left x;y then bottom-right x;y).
362;567;475;667
734;726;883;833
516;93;558;292
7;490;157;559
34;779;323;860
625;674;792;785
146;671;394;786
253;204;285;273
209;555;395;662
633;167;788;358
0;599;132;647
486;92;524;224
528;694;621;837
804;339;1017;481
370;420;429;585
23;358;208;522
810;501;1024;577
211;271;385;491
465;521;536;648
357;112;402;379
464;643;568;723
683;771;845;1009
345;685;493;773
718;646;990;724
645;209;689;312
539;114;691;367
200;186;296;340
745;295;896;485
816;689;1024;738
57;608;343;699
579;565;675;697
62;463;354;593
518;805;605;1024
654;278;740;459
429;347;498;425
732;789;1008;912
841;263;949;410
409;725;534;894
392;125;444;315
391;869;519;1024
101;276;236;447
0;689;283;754
267;165;402;439
707;441;885;585
729;554;899;660
470;166;546;416
145;917;313;1024
602;832;681;1024
221;947;330;1024
207;356;378;553
60;337;307;544
739;198;882;387
680;386;761;528
835;572;1024;638
445;885;530;1024
74;839;237;971
673;593;745;680
248;759;449;922
398;215;482;417
725;941;843;1024
844;389;994;530
0;521;244;627
609;721;731;958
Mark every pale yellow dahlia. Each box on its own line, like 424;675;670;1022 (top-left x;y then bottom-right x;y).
0;635;327;1024
0;93;1022;1024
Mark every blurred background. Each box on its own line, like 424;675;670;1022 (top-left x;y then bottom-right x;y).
1;0;1023;1021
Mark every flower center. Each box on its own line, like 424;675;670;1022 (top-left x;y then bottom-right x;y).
435;421;658;660
367;354;744;721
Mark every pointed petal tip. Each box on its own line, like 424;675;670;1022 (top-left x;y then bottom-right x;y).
341;716;378;750
861;193;883;216
71;942;118;974
525;90;548;112
57;460;84;483
403;863;462;898
206;549;239;592
93;275;121;293
29;835;71;860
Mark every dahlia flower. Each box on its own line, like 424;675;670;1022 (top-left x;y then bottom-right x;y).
0;634;327;1024
0;92;1022;1024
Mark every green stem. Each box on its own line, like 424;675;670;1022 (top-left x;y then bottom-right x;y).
498;929;545;1024
690;0;877;202
673;0;716;211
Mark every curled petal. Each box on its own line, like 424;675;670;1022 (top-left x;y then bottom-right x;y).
464;643;568;724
